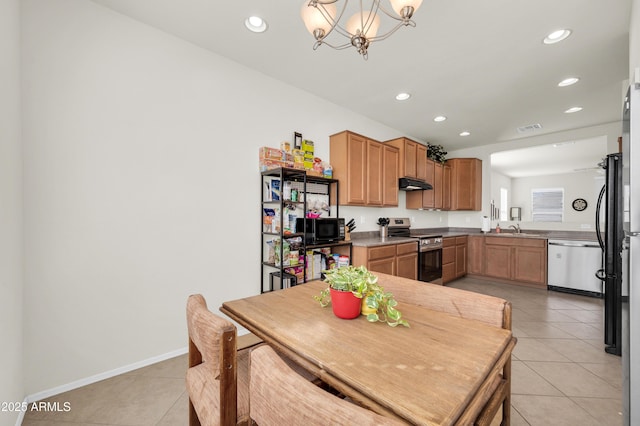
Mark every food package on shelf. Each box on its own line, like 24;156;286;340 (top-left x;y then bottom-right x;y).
292;149;305;169
259;146;294;171
284;266;304;283
302;139;315;170
301;139;314;156
259;146;282;160
273;238;290;267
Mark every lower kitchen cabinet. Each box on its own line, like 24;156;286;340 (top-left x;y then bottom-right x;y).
467;235;485;275
455;236;467;278
353;241;418;280
469;236;547;288
396;242;419;280
442;236;467;284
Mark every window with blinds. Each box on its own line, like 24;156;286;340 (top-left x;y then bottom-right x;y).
531;188;564;222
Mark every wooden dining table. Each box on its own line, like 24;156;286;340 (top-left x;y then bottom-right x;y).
220;279;516;426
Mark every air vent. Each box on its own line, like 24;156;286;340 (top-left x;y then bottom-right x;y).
517;123;543;133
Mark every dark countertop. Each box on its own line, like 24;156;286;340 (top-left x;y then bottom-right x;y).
350;236;419;247
349;227;599;247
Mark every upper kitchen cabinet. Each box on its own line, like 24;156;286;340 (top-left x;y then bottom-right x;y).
330;130;399;207
384;137;427;181
447;158;482;211
405;158;435;209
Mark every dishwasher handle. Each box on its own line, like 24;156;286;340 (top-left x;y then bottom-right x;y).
548;241;601;248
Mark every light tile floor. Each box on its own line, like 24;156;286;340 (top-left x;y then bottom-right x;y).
22;277;622;425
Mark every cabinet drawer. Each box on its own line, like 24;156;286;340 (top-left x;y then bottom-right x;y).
442;246;455;264
396;242;418;256
485;236;546;248
443;237;456;247
455;236;468;245
367;245;397;261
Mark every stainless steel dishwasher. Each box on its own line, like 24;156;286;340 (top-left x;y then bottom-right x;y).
547;239;603;297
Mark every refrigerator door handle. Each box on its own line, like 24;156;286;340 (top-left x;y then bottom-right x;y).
595;184;606;251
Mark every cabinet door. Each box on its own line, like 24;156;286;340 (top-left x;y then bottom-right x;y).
422;159;435;209
405;140;417;178
416;144;428;181
485;245;511;280
455;244;467;278
467;235;485;275
442;164;451;211
369;257;396;276
396;253;418;280
344;133;367;205
442;263;456;284
449;158;482;211
434;162;443;209
382;145;399;206
513;246;547;286
366;140;383;206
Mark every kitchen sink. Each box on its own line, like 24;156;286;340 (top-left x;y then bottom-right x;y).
496;232;543;237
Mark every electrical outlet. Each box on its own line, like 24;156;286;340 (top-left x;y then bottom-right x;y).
465;216;471;223
439;215;443;223
360;216;366;224
581;224;592;229
410;216;415;223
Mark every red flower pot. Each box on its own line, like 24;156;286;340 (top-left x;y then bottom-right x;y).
330;288;361;319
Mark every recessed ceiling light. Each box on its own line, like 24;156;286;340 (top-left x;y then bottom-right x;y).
558;77;580;87
459;131;471;137
564;106;583;113
433;116;447;122
395;92;411;101
543;29;572;44
553;141;576;148
245;16;267;33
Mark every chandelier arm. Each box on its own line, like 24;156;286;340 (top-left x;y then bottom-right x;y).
367;20;411;42
314;39;356;51
361;0;379;36
316;1;351;39
374;1;406;22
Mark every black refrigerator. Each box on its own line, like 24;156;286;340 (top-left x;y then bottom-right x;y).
595;152;624;356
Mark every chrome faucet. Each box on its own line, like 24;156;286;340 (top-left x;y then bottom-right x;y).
509;224;521;234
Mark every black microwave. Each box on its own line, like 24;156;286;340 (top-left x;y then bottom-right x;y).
296;218;345;244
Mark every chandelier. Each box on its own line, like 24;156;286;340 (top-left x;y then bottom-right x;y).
301;0;423;59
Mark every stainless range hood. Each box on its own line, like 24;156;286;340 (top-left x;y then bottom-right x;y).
399;177;433;191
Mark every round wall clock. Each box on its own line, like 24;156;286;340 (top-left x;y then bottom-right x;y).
572;198;588;211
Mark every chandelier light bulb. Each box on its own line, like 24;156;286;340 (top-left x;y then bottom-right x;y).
389;0;423;19
346;11;381;38
301;1;337;39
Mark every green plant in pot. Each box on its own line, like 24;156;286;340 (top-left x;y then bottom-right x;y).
314;265;409;327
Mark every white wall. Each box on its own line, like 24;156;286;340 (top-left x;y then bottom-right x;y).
20;0;446;396
510;170;603;230
447;121;621;231
631;0;639;82
0;0;23;424
490;171;511;220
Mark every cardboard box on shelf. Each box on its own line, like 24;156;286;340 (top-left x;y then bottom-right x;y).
259;146;282;160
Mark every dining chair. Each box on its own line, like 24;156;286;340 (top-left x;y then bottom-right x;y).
248;345;406;426
186;294;261;426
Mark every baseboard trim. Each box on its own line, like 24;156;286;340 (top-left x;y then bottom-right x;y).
22;347;188;408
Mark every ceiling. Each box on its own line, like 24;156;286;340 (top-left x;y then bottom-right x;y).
90;0;631;153
490;136;608;178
